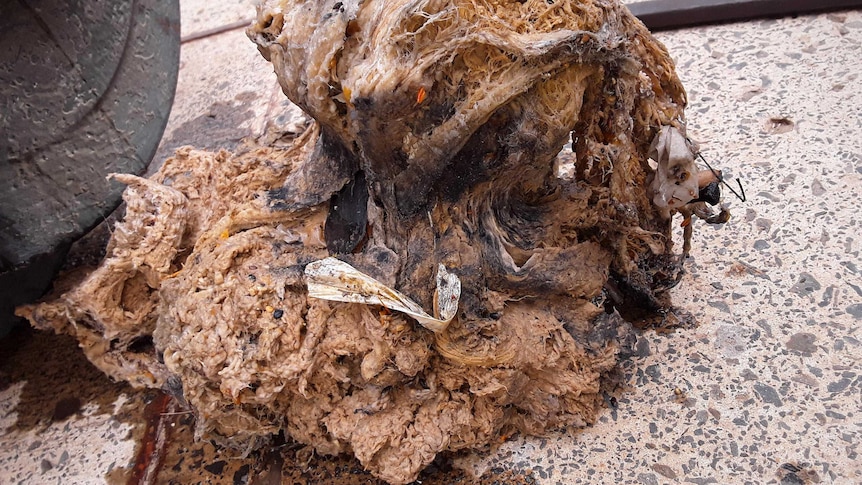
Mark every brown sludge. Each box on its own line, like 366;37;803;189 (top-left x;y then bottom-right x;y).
18;0;730;483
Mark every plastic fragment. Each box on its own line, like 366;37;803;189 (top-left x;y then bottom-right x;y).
649;126;699;210
304;257;460;333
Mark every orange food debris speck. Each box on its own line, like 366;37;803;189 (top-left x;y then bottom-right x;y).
220;229;230;239
343;87;352;103
416;86;427;105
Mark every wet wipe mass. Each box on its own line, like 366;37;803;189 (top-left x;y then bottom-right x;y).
19;1;732;482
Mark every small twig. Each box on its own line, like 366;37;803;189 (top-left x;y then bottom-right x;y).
735;259;766;276
181;20;252;44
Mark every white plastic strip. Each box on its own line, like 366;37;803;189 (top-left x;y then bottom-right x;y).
304;257;460;333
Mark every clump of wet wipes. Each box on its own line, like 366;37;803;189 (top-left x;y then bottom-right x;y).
19;0;732;483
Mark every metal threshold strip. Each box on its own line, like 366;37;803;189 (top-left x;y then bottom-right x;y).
628;0;862;31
